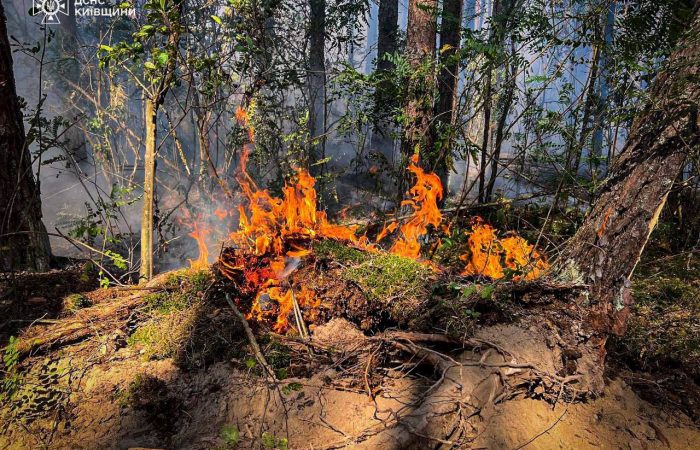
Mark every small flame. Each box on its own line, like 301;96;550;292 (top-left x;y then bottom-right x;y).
249;286;319;333
461;219;549;281
214;208;228;220
188;223;211;271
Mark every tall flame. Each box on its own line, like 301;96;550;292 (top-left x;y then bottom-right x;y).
188;222;211;271
230;149;371;258
377;154;443;259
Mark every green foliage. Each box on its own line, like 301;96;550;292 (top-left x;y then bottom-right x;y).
343;252;432;303
264;340;291;371
281;382;302;395
313;239;366;264
1;337;22;402
143;292;189;315
219;424;240;448
261;431;288;450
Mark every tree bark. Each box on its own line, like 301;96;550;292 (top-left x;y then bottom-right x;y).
373;0;399;154
308;0;327;176
399;0;437;197
139;99;157;282
432;0;463;194
0;1;51;272
560;1;700;335
484;42;517;202
376;0;399;73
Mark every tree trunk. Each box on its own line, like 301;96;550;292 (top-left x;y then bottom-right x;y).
476;68;492;203
0;1;51;272
399;0;437;198
373;0;399;158
139;99;157;282
57;9;87;165
484;42;517;202
432;0;463;194
377;0;399;73
308;0;326;176
560;2;700;336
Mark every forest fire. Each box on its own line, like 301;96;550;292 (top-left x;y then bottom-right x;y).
193;109;548;332
188;223;211;271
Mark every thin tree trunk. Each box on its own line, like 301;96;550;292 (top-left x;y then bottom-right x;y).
138;0;183;282
0;1;51;271
432;0;463;194
308;0;326;176
484;43;517;202
57;9;87;165
572;34;602;176
561;2;700;336
476;70;492;204
139;99;157;282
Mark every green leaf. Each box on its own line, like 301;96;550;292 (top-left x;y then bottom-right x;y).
245;358;256;369
99;44;113;52
220;424;239;446
261;432;276;448
480;284;495;300
156;52;169;66
211;15;223;25
461;285;477;297
144;61;156;70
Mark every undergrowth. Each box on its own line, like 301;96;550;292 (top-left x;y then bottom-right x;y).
127;269;211;361
616;247;700;378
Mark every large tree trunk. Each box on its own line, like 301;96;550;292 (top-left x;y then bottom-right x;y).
376;0;399;73
308;0;326;176
432;0;463;194
399;0;437;198
0;1;51;272
560;1;700;336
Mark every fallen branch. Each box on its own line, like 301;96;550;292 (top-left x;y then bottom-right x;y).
224;293;277;380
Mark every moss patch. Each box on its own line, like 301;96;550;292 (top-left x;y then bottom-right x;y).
64;294;92;311
127;270;213;361
343;253;432;303
313;239;434;326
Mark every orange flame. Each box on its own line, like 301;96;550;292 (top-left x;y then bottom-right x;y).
461;219;549;281
230;148;371;258
214;208;228;220
188;223;211;270
249;285;320;333
218;108;549;332
377;154;443;259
